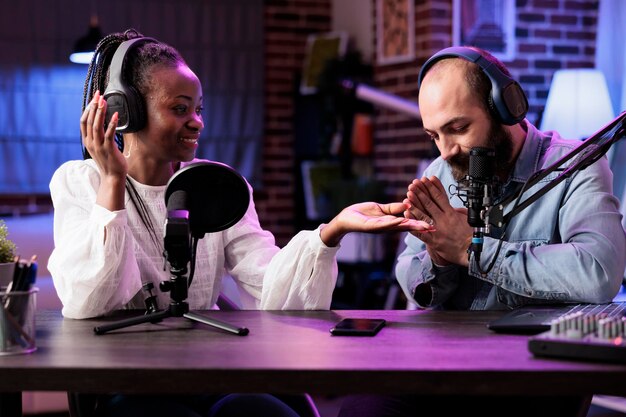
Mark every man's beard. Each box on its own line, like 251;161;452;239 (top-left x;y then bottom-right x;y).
448;121;514;182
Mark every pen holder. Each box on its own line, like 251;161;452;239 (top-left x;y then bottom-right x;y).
0;262;16;287
0;287;38;355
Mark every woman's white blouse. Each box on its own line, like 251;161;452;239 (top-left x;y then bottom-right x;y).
48;159;339;319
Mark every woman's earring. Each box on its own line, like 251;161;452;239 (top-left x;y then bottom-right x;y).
123;138;135;158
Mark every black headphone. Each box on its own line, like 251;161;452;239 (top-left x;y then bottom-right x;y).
104;37;158;133
417;46;528;125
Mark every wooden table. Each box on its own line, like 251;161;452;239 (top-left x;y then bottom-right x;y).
1;309;626;415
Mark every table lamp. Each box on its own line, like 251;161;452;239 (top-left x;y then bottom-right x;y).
540;68;615;140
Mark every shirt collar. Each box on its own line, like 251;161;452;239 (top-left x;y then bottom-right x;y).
507;120;551;184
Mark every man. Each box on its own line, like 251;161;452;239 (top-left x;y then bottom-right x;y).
338;46;625;417
396;46;625;311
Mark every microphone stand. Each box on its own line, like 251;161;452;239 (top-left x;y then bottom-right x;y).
93;264;249;336
93;202;249;336
469;111;626;272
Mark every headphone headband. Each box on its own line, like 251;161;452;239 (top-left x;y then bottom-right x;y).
418;46;528;125
104;37;159;133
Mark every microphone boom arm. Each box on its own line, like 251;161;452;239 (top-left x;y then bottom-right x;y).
486;111;626;228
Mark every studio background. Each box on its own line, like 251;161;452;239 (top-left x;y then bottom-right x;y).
0;0;263;193
1;0;624;248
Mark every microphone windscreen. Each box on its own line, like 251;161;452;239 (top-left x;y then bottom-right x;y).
164;161;250;236
466;147;496;228
469;147;495;181
167;190;188;211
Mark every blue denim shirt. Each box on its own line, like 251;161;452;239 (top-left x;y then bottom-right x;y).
395;121;626;310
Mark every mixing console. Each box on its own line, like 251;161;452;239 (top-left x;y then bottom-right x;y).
528;305;626;363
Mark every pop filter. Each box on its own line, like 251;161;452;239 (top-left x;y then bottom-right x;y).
165;161;250;238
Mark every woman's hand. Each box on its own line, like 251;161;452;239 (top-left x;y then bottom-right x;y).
80;91;126;211
320;202;436;247
81;91;126;178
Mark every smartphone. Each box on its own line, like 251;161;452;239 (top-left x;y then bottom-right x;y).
329;318;386;336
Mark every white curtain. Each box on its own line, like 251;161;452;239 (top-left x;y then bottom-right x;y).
596;0;626;227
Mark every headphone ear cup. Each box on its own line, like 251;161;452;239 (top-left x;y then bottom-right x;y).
104;91;130;131
486;94;502;122
124;85;146;132
500;82;528;125
489;78;528;125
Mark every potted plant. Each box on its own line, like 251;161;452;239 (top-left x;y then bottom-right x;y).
0;219;17;287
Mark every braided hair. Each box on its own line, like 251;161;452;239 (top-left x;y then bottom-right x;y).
80;28;187;251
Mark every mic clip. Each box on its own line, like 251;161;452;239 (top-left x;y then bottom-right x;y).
163;209;191;271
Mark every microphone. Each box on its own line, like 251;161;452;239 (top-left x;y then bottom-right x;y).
162;161;250;289
163;190;191;271
167;189;188;213
458;147;497;263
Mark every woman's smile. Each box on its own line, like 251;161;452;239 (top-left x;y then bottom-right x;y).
178;136;199;148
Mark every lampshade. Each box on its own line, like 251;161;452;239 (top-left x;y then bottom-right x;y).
540;69;615;140
69;16;103;64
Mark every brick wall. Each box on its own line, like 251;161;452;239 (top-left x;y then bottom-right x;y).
261;0;599;247
514;0;598;120
261;0;332;246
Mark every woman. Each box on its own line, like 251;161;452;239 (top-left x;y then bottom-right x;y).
48;29;434;417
